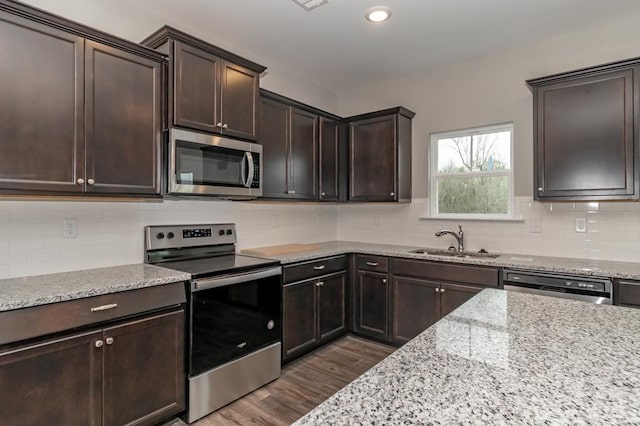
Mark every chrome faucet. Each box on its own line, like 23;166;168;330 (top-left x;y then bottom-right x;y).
435;224;464;253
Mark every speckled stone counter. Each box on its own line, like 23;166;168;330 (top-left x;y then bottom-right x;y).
259;240;640;280
0;264;190;312
295;289;640;425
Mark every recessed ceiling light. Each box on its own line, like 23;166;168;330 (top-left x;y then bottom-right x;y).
365;6;392;23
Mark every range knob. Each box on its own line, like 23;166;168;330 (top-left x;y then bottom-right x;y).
167;232;175;239
156;232;165;239
218;229;225;236
226;229;233;235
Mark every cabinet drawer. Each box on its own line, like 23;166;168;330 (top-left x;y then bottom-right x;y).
392;259;499;287
0;282;186;346
283;255;348;283
616;280;640;307
356;255;388;273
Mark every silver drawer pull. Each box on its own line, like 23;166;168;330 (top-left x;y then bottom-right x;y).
237;342;247;348
313;265;326;270
316;281;324;287
366;262;378;267
91;303;118;312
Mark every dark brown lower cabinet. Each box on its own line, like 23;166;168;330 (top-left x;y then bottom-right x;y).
0;330;103;425
614;280;640;307
0;309;185;426
283;272;346;361
354;270;390;341
391;277;483;345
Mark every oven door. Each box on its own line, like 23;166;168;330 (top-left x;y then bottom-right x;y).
169;128;262;198
189;266;281;376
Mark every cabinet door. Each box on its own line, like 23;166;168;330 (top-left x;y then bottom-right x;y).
219;61;259;140
0;331;102;425
260;98;289;198
283;280;317;360
85;40;162;194
349;115;397;201
535;69;636;200
102;310;185;426
392;277;440;345
289;108;318;200
355;270;390;340
0;12;84;193
318;272;347;341
439;283;482;318
173;41;220;133
319;117;340;201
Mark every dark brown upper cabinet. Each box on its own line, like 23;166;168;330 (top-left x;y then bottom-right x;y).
347;107;415;202
142;26;266;141
259;89;346;201
528;63;640;201
0;2;164;197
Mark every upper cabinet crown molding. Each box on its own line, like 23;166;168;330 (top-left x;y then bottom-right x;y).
141;25;266;73
0;0;165;62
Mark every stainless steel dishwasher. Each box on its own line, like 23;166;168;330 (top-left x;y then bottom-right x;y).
503;269;612;304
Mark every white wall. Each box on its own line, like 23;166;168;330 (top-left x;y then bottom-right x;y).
336;14;640;262
0;200;337;279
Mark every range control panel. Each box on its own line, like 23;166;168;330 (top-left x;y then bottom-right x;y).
145;224;237;250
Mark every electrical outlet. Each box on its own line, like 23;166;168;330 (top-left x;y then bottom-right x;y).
63;218;78;238
575;217;587;233
529;215;542;233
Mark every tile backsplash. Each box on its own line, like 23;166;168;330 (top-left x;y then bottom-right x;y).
336;197;640;264
0;199;337;279
2;196;640;279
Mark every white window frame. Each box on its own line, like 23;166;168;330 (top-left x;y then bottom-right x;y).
429;123;515;220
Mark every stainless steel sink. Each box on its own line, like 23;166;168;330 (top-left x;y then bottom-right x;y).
409;248;500;258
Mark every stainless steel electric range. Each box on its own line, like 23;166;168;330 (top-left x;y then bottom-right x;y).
144;223;282;423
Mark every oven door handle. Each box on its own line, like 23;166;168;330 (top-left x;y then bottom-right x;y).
192;266;282;292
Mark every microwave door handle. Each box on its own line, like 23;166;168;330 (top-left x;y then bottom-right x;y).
244;152;254;188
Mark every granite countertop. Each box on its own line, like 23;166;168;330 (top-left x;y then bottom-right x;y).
295;289;640;425
264;240;640;280
0;264;190;312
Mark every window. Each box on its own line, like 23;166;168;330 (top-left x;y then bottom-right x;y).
429;123;514;219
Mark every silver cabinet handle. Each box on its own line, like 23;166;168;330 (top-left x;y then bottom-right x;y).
91;303;118;312
382;279;387;284
216;122;223;127
434;288;439;293
95;340;104;348
287;190;296;194
537;187;543;191
87;179;95;185
321;192;326;196
316;281;324;287
440;288;446;293
313;265;326;270
105;337;114;345
223;123;229;129
366;262;378;267
390;192;395;196
77;178;85;184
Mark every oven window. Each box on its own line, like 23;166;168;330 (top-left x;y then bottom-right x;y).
190;275;281;376
175;140;246;187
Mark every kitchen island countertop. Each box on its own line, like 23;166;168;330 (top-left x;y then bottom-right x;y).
294;289;640;425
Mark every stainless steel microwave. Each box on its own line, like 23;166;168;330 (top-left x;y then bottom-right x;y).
169;128;262;199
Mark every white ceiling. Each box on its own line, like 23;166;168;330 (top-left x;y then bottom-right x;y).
18;0;640;92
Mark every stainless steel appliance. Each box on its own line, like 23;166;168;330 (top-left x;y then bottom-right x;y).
503;269;612;304
169;128;262;199
145;224;281;423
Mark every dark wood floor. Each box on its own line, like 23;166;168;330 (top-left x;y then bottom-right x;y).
193;335;395;426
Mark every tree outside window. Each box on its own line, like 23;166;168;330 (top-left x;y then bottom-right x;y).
430;123;514;219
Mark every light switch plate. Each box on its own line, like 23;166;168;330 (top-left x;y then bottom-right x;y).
575;217;587;233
